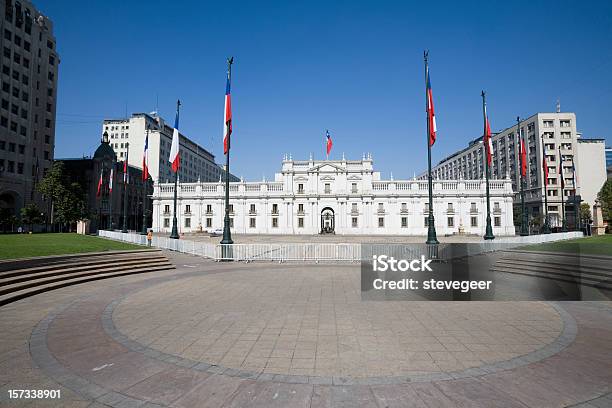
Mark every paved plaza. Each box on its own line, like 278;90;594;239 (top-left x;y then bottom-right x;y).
0;251;611;407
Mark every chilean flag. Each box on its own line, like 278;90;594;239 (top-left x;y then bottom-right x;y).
223;72;232;155
326;130;333;156
123;148;129;184
96;169;103;198
558;148;565;190
483;109;493;165
109;168;114;193
142;132;149;181
426;66;437;146
542;153;548;186
519;135;527;178
169;102;180;173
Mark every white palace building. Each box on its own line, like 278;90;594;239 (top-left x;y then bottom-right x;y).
152;155;516;236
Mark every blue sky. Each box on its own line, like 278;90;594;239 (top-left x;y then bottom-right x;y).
42;0;612;180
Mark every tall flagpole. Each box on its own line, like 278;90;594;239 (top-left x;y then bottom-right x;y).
559;146;568;232
141;127;149;235
518;116;529;236
221;57;234;256
108;163;113;230
541;134;551;233
122;143;129;233
425;51;438;245
482;91;494;240
169;100;181;239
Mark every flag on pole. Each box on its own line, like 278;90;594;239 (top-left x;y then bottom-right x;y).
558;148;565;190
426;66;437;146
109;168;114;193
542;153;548;186
570;155;577;192
142;132;149;181
520;134;527;177
169;103;180;173
96;169;103;198
483;111;493;165
223;70;232;155
123;157;129;184
326;130;333;157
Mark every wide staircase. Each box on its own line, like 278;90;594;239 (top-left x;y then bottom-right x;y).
491;250;612;292
0;249;175;306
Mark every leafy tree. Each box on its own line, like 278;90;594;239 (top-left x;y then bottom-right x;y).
38;162;86;231
579;203;592;223
20;203;44;232
54;182;87;230
0;208;13;233
597;179;612;222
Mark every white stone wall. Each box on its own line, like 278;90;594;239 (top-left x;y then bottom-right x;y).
152;158;516;236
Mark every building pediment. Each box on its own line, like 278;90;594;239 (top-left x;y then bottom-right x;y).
320;175;335;181
347;174;362;180
294;176;309;181
309;162;346;173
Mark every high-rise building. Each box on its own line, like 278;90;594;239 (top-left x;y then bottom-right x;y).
0;0;58;217
102;112;238;184
419;113;606;228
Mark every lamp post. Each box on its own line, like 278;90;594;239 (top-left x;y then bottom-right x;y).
220;57;234;259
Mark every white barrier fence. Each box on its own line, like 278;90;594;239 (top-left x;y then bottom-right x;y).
98;230;584;263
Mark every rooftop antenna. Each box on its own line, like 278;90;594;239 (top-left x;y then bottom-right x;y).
556;98;561;113
156;93;159;115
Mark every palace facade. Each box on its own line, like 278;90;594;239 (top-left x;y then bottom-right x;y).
152;156;516;236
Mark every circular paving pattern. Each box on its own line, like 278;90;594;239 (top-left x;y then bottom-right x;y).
112;267;565;379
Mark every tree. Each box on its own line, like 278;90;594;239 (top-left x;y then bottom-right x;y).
20;203;44;232
38;162;66;230
597;179;612;222
579;203;592;223
54;182;87;231
0;208;13;233
37;162;87;232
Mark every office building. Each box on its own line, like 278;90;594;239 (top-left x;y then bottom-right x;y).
0;0;58;216
102;112;238;184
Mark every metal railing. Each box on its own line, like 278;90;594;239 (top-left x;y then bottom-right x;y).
98;230;583;264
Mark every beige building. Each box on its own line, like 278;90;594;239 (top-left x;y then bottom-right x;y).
102;112;238;184
419;113;604;228
0;0;58;217
575;138;607;209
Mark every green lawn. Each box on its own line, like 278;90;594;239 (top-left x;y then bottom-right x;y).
0;233;143;260
520;234;612;256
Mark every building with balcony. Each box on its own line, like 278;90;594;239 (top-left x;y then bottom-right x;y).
418;113;607;228
152;155;515;236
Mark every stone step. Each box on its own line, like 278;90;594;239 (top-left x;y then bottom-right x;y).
0;264;175;306
491;265;612;291
0;257;169;287
0;259;174;297
0;255;168;280
0;249;162;273
495;259;612;280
